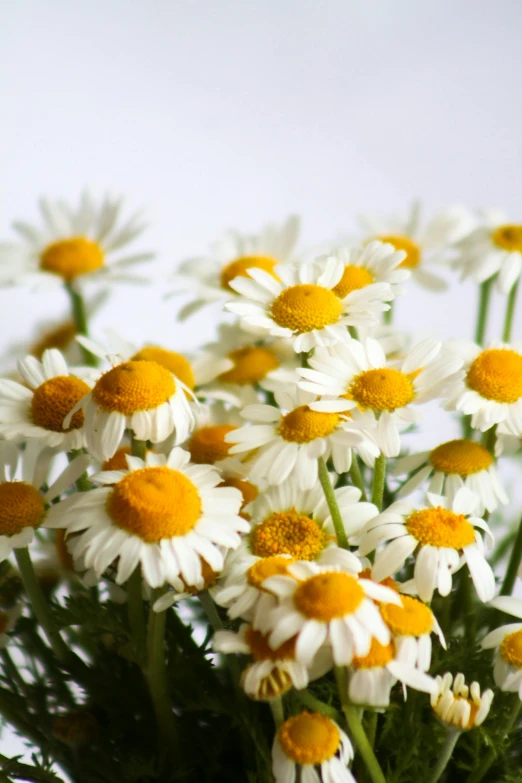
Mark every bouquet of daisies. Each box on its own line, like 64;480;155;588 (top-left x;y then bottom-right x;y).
0;195;521;783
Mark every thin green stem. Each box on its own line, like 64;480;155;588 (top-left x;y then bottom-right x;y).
318;457;349;549
350;457;367;501
269;697;284;728
428;729;460;783
0;649;27;696
131;435;147;460
383;302;393;325
467;698;521;783
127;566;146;663
64;282;97;367
199;589;242;687
366;711;378;750
296;689;341;721
371;454;387;511
502;281;519;343
67;449;92;492
146;590;179;758
501;513;522;595
474;279;493;346
483;425;497;455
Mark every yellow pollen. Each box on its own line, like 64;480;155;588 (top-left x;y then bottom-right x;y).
380;595;433;637
406;506;475;549
271;284;343;333
430;439;493;476
278;405;340;443
0;482;45;536
352;638;395;669
294;572;364;621
491;224;522;252
30;320;77;360
218;346;280;385
102;447;132;472
92;361;176;415
31;376;90;432
219;477;258;509
245;627;297;661
500;629;522;668
252;509;330;560
188;425;237;464
279;712;340;765
131;346;195;390
333;265;375;298
40;237;104;279
106;466;201;543
221;255;280;291
467;349;522;403
348;367;415;411
246;556;295;589
378;234;421;269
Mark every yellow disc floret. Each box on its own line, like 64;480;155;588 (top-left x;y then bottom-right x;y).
246;556;295;589
500;629;522;668
252;509;330;560
380;595;433;637
278;405;340;443
271;284;343;333
221;255;279;291
102;446;132;472
30;320;77;360
31;376;90;432
279;712;340;765
0;482;46;536
294;572;364;621
406;507;476;549
218;346;280;385
188;425;236;464
245;627;297;662
131;347;195;390
219;477;258;510
378;235;421;269
349;368;415;411
430;439;493;476
40;237;104;279
106;466;201;543
467;349;522;403
333;265;375;298
352;638;395;669
92;361;176;415
491;224;522;252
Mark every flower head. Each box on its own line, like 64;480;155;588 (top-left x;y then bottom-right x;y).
431;673;493;730
482;597;522;699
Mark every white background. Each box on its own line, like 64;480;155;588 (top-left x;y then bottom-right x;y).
1;0;521;760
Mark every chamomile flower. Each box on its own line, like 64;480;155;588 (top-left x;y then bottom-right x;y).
299;337;461;457
0;192;152;288
326;240;410;299
0;349;93;450
392;438;507;515
273;711;355;783
225;383;378;489
482;596;522;698
360;488;495;603
379;593;445;672
226;256;393;353
45;447;248;589
173;215;300;318
185;402;244;466
431;673;494;730
495;423;522;457
444;340;522;433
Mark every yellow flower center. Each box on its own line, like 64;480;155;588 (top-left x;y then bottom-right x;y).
40;237;104;279
245;627;297;661
31;376;90;432
0;482;46;536
348;368;415;411
378;234;421;269
430;439;493;476
131;347;195;390
278;405;340;443
271;284;343;333
218;346;280;385
246;556;295;589
352;638;395;669
294;572;364;621
92;361;176;415
188;425;237;464
102;446;132;472
219;477;258;510
251;509;331;560
500;629;522;668
406;506;476;549
380;595;433;637
30;320;77;360
221;255;280;291
106;466;201;543
491;224;522;252
467;349;522;403
279;712;340;765
333;265;375;298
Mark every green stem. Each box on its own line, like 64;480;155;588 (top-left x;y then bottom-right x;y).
0;649;27;696
383;302;393;325
474;279;493;346
64;282;97;367
131;435;147;460
483;425;497;455
269;697;284;728
199;589;242;687
296;689;341;721
366;711;378;750
467;698;521;783
502;281;519;343
14;548;69;663
67;449;92;492
501;513;522;595
428;729;460;783
127;566;146;663
146;590;179;758
334;667;387;783
371;454;387;511
318;457;349;549
350;457;367;501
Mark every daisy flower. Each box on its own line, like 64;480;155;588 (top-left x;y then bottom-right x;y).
299;337;461;457
0;191;152;288
444;340;522;433
225;256;393;353
431;673;494;730
358;200;473;291
360;488;495;603
379;593;446;672
45;447;248;590
495;423;522;457
184;402;244;466
0;349;94;450
225;382;379;489
173;215;300;318
482;596;522;698
273;711;355;783
452;209;522;294
325;239;410;299
391;438;507;515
